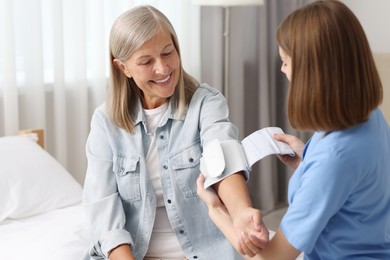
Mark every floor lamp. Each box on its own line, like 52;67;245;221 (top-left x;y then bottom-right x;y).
192;0;264;101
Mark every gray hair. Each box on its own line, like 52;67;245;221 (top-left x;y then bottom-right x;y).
107;5;198;133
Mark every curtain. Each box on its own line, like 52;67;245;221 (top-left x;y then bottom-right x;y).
0;0;200;185
199;0;311;213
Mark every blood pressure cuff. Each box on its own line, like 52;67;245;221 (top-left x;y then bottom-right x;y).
200;127;295;188
200;139;250;188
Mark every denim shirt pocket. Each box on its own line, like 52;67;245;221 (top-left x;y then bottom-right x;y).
170;140;202;198
113;154;141;201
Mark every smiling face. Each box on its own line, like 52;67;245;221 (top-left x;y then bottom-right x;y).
114;28;180;109
279;46;292;82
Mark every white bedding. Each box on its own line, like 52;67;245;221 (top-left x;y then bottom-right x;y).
0;203;91;260
0;136;91;260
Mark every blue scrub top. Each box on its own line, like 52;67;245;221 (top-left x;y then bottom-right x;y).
280;108;390;259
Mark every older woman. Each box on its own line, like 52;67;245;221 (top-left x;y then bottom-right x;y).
83;5;268;260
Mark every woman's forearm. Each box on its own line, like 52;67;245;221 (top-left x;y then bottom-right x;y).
212;172;269;256
213;172;252;218
208;205;239;247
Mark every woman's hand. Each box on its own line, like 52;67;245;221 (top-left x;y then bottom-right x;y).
273;133;305;169
108;244;135;260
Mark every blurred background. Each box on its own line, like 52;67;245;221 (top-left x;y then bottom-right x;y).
0;0;389;219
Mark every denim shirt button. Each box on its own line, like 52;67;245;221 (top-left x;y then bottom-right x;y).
193;256;198;259
167;199;172;204
179;229;184;234
159;135;164;139
188;157;194;163
163;165;168;170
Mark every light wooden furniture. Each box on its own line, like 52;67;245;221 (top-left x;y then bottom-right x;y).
374;53;390;123
17;129;44;148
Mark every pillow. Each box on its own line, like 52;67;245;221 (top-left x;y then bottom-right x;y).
0;135;82;222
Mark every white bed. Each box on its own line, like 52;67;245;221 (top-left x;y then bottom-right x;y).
0;133;91;260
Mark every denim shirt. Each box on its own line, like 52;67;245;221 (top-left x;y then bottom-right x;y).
83;84;244;260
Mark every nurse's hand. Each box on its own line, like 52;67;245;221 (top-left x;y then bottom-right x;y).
196;174;226;210
273;133;304;169
233;207;269;256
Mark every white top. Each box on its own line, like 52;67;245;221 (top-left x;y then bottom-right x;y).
144;103;185;258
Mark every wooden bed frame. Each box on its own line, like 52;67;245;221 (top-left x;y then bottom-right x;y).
17;129;45;149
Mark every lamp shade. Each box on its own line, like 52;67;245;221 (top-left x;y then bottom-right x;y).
192;0;264;6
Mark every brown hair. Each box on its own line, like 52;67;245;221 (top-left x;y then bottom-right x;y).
276;0;382;131
107;5;198;133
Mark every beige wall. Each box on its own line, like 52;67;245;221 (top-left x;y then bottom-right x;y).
341;0;390;53
374;53;390;123
340;1;390;124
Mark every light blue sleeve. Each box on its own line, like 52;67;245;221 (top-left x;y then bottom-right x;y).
280;139;359;253
83;108;133;258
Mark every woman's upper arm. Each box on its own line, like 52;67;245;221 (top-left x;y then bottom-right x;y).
197;86;239;143
84;111;118;199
